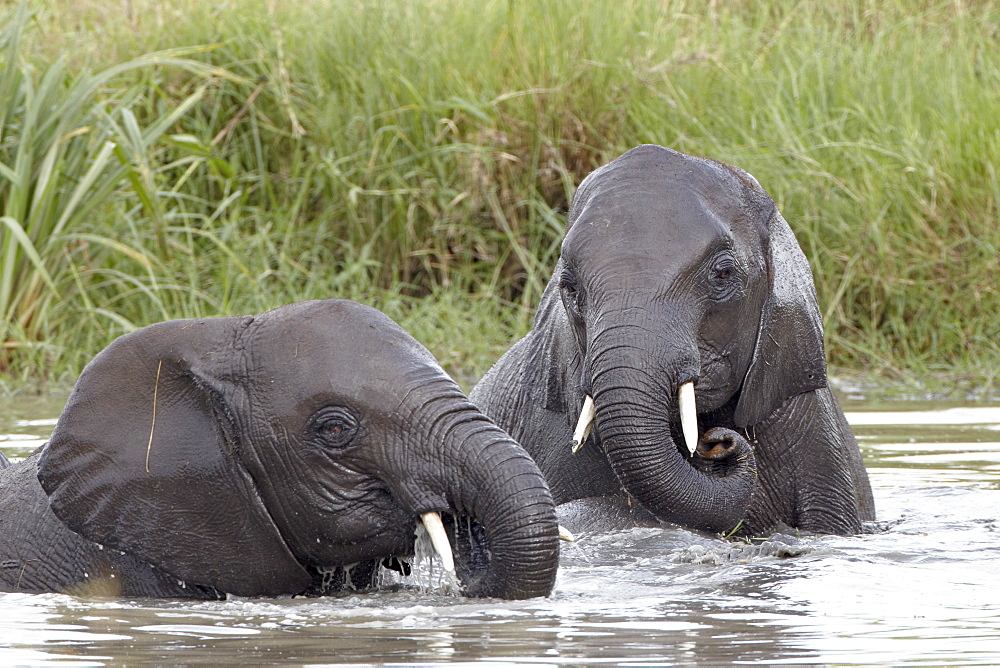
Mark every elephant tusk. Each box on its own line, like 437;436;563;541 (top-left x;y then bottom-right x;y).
571;395;596;454
678;382;699;456
420;512;455;574
558;525;576;543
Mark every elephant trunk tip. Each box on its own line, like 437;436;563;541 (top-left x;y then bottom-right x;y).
422;506;558;600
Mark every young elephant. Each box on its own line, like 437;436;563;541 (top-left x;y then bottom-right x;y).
0;299;559;600
471;144;875;537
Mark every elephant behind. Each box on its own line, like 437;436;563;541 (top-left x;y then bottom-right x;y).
0;299;559;600
471;144;875;537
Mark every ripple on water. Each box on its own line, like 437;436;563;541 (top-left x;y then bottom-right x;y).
0;399;998;664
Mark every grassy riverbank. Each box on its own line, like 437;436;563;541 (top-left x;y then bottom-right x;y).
2;0;997;392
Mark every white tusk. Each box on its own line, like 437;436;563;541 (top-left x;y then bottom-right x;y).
558;525;576;543
678;382;699;456
420;512;455;573
571;395;596;454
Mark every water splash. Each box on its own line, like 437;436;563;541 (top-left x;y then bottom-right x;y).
383;524;461;596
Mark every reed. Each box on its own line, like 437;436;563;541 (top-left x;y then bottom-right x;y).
2;0;997;390
0;4;244;380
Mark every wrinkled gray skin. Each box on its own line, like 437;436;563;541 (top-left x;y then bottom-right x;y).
472;145;875;537
0;299;558;599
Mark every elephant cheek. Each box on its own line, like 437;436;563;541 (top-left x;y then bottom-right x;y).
694;364;739;412
305;519;414;567
696;343;749;409
276;491;415;568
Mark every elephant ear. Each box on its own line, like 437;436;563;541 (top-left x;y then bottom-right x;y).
521;263;585;414
734;210;827;427
37;317;311;597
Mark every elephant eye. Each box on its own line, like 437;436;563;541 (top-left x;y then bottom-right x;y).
307;406;360;451
559;268;584;312
709;255;741;300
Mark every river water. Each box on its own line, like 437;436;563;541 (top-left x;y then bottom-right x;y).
2;391;999;665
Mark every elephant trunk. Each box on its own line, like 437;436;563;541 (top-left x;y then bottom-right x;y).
457;424;559;599
590;339;756;534
409;398;559;599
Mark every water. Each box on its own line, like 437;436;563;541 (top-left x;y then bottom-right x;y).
2;393;999;665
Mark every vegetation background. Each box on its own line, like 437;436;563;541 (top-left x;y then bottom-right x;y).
1;0;997;393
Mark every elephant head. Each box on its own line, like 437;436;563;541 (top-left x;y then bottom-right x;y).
36;299;559;599
472;145;873;535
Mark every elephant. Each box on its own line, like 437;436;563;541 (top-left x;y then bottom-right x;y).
0;299;559;600
471;144;875;537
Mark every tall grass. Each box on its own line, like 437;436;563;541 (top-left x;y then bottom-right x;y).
0;4;244;380
2;0;998;391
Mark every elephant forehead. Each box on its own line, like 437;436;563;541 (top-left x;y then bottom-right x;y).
255;299;435;365
563;149;768;276
563;185;740;275
243;300;449;408
571;145;742;215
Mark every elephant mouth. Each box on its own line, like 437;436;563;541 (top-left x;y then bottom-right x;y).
438;512;491;594
300;511;493;597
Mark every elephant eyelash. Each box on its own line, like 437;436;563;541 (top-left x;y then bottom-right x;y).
559;270;576;292
714;265;735;280
709;256;742;299
559;269;584;308
306;406;361;452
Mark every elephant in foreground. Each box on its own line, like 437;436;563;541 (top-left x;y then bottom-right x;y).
0;299;559;600
471;144;875;537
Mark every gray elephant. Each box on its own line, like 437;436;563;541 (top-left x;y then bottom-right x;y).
471;145;875;537
0;299;559;600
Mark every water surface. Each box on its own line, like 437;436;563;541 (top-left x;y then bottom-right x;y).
2;394;999;665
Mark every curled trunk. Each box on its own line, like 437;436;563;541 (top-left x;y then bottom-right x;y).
592;348;756;534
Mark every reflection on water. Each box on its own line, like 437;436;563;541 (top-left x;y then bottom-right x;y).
1;394;999;665
0;396;63;459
